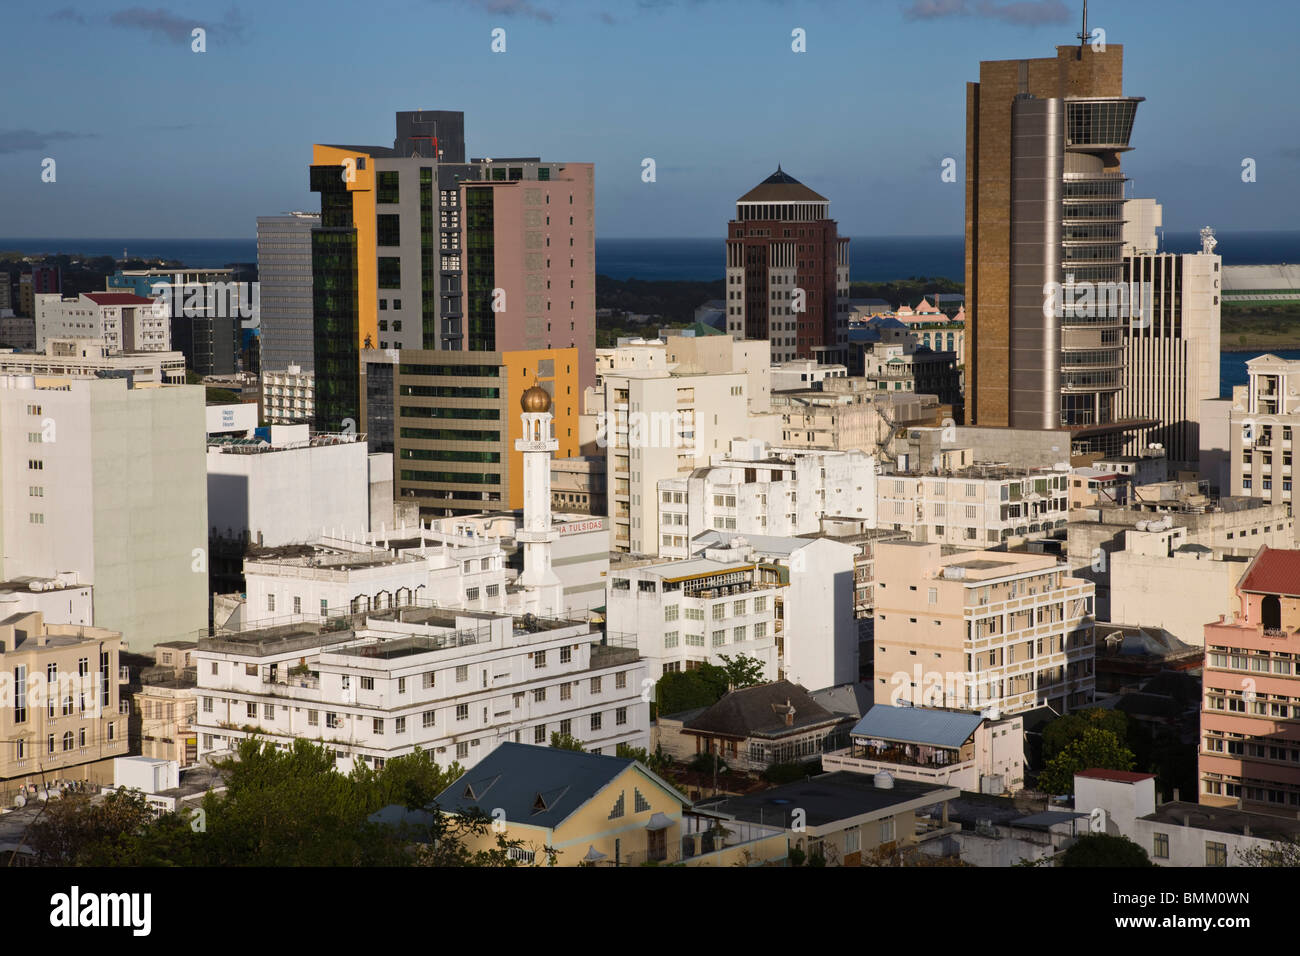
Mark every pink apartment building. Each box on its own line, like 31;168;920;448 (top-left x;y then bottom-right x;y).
1200;546;1300;814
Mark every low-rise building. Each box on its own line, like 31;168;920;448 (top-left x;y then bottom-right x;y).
1078;769;1300;867
550;455;605;516
877;466;1071;548
874;542;1097;716
696;771;961;866
821;704;1025;793
193;606;648;772
656;440;880;559
374;742;788;866
655;680;853;771
0;611;128;805
0;338;186;385
1228;354;1300;514
35;292;171;353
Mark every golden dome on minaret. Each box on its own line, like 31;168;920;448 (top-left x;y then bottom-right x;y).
521;382;552;413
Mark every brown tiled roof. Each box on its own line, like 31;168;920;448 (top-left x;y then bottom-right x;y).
1076;768;1156;783
737;167;827;203
683;679;839;739
1238;546;1300;597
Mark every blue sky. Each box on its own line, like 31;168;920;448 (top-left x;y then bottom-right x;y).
3;0;1298;239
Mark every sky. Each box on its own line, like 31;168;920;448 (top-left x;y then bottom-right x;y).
2;0;1298;240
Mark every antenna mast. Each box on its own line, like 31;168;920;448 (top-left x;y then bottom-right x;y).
1076;0;1089;60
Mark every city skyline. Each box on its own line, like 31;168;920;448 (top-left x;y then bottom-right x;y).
3;0;1298;240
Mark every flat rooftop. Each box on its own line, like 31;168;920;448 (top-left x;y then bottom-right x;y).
697;771;957;829
1144;801;1300;841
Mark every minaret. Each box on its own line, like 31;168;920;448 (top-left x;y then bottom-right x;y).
515;381;563;615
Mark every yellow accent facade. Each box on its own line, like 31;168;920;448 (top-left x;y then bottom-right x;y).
311;144;378;353
452;763;788;867
503;348;581;510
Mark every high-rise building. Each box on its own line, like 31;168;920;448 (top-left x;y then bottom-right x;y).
0;376;208;651
724;168;850;364
365;347;581;520
257;212;319;373
309;111;595;431
1117;208;1222;470
964;28;1148;456
107;269;246;376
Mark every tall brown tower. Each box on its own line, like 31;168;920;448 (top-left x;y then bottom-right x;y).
965;37;1145;456
725;168;850;364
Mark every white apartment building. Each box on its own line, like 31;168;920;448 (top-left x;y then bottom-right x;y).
0;375;208;651
663;334;773;414
193;608;649;771
1228;354;1300;514
207;427;373;547
35;293;171;353
876;467;1071;548
603;368;777;554
261;364;314;424
692;531;859;688
606;558;783;682
0;338;186;386
241;533;509;628
770;360;848;393
874;542;1096;716
656;439;879;558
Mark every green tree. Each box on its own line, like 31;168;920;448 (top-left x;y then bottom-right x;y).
1037;727;1135;795
717;653;765;690
1060;833;1154;867
549;731;586;751
615;743;670;773
28;788;158;866
655;662;732;715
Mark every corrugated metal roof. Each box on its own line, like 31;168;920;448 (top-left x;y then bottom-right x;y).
850;705;983;749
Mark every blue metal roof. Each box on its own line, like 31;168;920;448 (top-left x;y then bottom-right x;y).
850;705;983;749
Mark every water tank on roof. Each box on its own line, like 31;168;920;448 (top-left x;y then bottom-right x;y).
873;771;895;790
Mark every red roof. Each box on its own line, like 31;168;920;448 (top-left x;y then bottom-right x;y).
83;292;155;306
1076;768;1156;783
1239;547;1300;598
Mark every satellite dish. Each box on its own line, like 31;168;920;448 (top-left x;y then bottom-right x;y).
13;793;27;809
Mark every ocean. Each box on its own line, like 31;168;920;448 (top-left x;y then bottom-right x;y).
6;229;1300;280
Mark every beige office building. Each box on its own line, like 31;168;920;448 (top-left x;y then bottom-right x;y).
0;611;128;802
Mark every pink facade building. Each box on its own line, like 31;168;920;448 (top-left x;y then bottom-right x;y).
1200;546;1300;814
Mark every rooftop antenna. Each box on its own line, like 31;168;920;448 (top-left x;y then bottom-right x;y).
1076;0;1089;60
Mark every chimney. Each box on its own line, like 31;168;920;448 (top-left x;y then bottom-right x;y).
784;700;795;727
1182;813;1190;827
1243;821;1251;838
1172;787;1180;802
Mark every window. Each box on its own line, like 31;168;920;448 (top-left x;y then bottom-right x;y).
591;676;602;694
203;697;213;713
293;596;302;614
267;594;275;612
534;687;547;703
755;596;767;613
616;707;627;726
712;604;725;621
560;647;572;664
308;710;319;726
535;651;547;669
845;829;861;854
712;630;726;647
466;587;480;602
1153;833;1169;859
879;818;896;843
423;711;435;728
456;665;469;683
246;702;257;719
326;713;340;729
590;712;603;732
664;605;679;622
535;725;547;744
263;703;275;720
373;718;384;734
456;704;469;721
423;671;436;689
615;671;627;690
398;677;406;694
560;682;572;701
62;731;74;752
456;742;469;760
360;677;374;691
1205;841;1227;867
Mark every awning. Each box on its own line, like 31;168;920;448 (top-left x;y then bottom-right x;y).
645;812;674;831
582;845;607;862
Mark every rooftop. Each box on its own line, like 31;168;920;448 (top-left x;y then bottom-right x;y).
683;680;843;739
1238;546;1300;597
696;771;957;830
736;166;828;204
1143;801;1300;841
850;705;984;750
